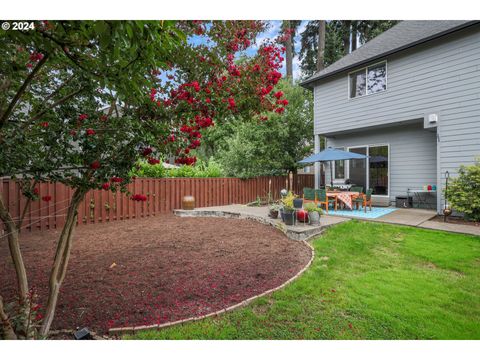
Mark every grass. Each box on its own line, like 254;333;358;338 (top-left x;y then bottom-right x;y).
127;221;480;340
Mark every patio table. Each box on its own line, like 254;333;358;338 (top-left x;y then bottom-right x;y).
327;191;360;210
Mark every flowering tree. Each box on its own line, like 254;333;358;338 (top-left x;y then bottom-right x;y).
0;20;285;339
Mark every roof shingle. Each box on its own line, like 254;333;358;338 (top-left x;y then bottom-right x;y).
301;20;478;87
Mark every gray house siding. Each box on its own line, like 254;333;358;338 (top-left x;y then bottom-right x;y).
325;123;437;206
312;24;480;212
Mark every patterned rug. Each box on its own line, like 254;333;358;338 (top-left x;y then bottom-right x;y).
326;207;398;219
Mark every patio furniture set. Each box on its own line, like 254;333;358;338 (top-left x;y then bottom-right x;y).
303;187;373;213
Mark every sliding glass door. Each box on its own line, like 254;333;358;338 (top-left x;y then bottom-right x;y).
369;145;388;195
347;145;389;196
349;147;367;191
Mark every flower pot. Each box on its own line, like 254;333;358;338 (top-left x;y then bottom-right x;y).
282;209;295;226
269;209;279;219
293;198;303;209
308;211;321;225
182;195;195;210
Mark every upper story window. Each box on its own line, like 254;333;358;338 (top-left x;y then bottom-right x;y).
349;61;387;98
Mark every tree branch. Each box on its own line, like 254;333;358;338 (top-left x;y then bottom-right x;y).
43;74;76;103
29;87;85;122
0;53;50;128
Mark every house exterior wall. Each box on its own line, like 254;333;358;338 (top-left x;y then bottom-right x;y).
325;123;437;206
312;24;480;212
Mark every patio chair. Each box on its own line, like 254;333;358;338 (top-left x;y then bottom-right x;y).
315;189;337;214
303;187;317;205
350;186;364;193
353;188;373;212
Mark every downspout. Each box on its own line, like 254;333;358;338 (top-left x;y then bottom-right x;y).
436;128;442;214
314;134;321;188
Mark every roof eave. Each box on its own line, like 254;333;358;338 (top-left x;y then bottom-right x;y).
300;20;480;89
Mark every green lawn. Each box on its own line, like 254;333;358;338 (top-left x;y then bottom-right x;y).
128;221;480;340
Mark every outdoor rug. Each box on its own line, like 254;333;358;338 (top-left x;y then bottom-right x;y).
326;207;398;219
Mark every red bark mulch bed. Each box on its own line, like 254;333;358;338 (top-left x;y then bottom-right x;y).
0;215;311;335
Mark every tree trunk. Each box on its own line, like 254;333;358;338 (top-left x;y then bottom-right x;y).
343;20;351;55
0;295;17;340
39;188;85;337
284;20;293;82
316;20;326;71
0;195;28;303
351;21;358;52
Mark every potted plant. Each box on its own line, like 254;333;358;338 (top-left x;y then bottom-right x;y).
293;194;303;209
268;203;281;219
280;191;296;225
304;203;323;225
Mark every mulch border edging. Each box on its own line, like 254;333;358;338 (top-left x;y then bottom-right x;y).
108;233;315;336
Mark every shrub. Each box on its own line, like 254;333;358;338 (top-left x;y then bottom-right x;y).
304;202;323;214
281;191;297;210
445;159;480;221
131;158;224;178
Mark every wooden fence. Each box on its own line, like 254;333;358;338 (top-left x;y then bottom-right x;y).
1;174;314;233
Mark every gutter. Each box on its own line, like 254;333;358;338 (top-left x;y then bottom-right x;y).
300;21;480;89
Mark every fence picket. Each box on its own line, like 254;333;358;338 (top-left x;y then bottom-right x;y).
1;175;313;233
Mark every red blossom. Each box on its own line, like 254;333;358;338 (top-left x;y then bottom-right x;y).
29;52;44;62
39;121;49;128
33;188;39;195
90;160;101;170
147;157;160;165
110;177;123;183
102;183;110;191
41;195;52;202
78;114;88;121
142;147;153;157
274;91;284;99
86;128;96;136
227;97;236;109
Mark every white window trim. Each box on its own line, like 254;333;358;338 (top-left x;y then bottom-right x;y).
346;143;390;197
347;60;388;99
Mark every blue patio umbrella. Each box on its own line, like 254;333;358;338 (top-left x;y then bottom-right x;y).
299;147;368;187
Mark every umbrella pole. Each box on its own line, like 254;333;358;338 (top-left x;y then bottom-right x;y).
330;160;333;188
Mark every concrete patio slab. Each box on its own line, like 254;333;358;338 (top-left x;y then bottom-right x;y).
418;220;480;237
372;208;436;226
174;204;349;241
